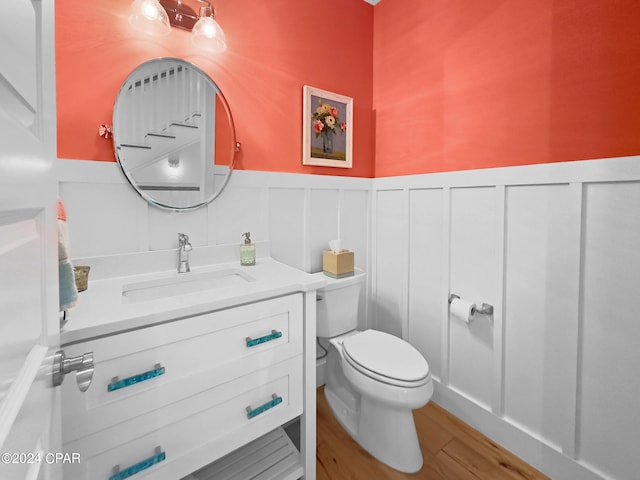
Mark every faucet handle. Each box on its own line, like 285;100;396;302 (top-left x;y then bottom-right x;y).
178;233;190;245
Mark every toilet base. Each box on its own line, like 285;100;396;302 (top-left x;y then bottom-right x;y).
325;385;424;473
325;385;360;438
358;395;424;473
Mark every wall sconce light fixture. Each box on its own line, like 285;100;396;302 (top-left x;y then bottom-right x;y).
129;0;227;52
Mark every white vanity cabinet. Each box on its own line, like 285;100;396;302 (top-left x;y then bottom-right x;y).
61;293;307;480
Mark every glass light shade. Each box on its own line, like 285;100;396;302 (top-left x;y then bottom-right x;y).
129;0;171;36
191;16;227;52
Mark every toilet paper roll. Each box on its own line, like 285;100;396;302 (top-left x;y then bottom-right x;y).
450;297;477;323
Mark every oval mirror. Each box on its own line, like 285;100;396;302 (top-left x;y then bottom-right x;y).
113;58;236;210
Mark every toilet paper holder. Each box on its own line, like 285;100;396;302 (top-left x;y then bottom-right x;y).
448;294;494;316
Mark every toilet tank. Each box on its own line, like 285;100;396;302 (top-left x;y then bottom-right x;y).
315;270;365;337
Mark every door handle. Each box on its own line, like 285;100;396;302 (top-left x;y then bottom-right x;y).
52;350;94;392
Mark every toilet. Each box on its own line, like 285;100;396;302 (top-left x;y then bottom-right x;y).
315;270;433;473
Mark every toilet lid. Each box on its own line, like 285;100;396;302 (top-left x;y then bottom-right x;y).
342;330;429;383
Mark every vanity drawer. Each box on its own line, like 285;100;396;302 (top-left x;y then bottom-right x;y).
63;356;303;480
62;293;303;443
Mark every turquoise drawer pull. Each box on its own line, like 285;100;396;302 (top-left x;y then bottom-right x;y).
245;330;282;347
109;446;165;480
246;393;282;419
108;364;165;392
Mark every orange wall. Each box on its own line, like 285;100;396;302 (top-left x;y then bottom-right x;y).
373;0;640;176
56;0;374;177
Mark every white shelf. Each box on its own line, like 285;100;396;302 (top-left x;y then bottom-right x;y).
187;427;303;480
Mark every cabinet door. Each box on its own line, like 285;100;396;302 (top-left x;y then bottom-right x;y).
0;1;60;480
62;294;303;442
63;356;303;480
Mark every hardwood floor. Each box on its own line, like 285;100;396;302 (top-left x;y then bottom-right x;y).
316;386;550;480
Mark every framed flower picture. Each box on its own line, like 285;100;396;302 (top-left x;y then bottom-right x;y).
303;86;353;168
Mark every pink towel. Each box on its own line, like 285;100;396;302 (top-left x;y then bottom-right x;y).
57;199;67;221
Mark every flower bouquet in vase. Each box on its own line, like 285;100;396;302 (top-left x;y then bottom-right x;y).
312;100;347;154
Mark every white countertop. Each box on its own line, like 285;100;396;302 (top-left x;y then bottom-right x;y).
61;258;326;345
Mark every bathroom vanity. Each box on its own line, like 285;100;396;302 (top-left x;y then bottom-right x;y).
60;256;324;480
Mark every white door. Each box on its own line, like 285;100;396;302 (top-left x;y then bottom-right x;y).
0;1;62;479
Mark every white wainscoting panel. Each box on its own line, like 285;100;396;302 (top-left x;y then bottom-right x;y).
211;185;269;246
268;187;307;271
59;181;143;257
373;189;407;337
148;205;210;251
578;181;640;480
503;184;574;451
341;189;371;329
449;186;497;410
309;189;340;273
372;156;640;480
340;189;369;270
408;188;445;381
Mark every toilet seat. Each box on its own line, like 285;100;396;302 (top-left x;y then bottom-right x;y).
342;330;430;388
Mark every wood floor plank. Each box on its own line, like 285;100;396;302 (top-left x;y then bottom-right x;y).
439;438;500;478
316;386;550;480
419;403;546;480
436;448;490;480
413;408;455;456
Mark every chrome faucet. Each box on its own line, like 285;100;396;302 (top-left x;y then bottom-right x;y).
177;233;192;273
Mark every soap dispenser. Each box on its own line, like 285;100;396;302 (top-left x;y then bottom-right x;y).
240;232;256;266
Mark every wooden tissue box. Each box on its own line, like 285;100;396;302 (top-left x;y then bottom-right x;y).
323;250;354;279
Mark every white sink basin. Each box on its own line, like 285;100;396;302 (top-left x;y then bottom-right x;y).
122;268;255;303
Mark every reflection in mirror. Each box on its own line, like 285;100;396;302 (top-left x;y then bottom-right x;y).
113;58;236;210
